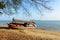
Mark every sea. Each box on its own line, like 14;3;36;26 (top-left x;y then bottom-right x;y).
0;20;60;31
35;20;60;31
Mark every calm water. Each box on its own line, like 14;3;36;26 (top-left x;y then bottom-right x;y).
0;20;12;24
0;20;60;31
35;20;60;31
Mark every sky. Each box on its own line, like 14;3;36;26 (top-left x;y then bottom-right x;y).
0;0;60;20
41;0;60;20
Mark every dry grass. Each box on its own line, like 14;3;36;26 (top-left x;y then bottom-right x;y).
0;28;60;40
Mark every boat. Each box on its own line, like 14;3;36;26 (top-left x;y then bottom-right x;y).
8;18;37;29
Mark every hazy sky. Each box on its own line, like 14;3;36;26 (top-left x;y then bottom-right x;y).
41;0;60;20
0;0;60;20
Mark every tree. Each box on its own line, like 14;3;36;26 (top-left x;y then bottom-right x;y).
0;2;5;9
0;0;53;15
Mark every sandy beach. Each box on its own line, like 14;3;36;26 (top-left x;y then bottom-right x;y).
0;24;8;27
0;28;60;40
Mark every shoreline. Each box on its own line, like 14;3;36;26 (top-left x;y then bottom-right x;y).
0;24;60;32
0;24;8;27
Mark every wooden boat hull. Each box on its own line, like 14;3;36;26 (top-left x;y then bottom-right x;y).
8;23;35;29
8;23;25;29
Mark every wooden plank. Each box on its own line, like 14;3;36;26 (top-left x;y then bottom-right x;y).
13;19;34;23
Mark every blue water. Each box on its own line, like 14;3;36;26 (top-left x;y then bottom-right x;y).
0;20;12;24
0;20;60;31
35;20;60;31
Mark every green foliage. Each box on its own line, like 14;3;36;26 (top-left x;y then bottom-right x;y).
0;12;3;14
13;0;22;5
0;2;5;9
0;0;53;15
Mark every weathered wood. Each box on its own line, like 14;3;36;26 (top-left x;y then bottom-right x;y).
13;19;34;23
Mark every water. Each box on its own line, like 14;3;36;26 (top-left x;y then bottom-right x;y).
0;20;12;24
0;20;12;27
35;20;60;31
0;20;60;31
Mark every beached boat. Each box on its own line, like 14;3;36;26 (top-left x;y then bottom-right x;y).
8;19;37;29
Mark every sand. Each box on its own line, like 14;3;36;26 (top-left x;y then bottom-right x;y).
0;28;60;40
